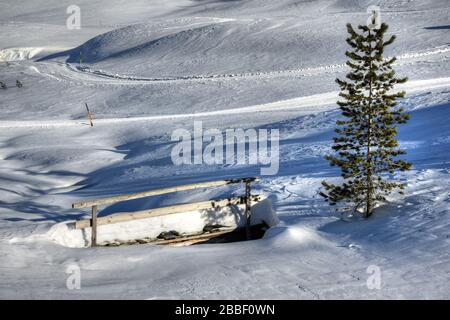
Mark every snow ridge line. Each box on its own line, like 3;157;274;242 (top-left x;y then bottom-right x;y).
0;92;337;128
64;62;344;82
62;47;450;83
1;77;450;129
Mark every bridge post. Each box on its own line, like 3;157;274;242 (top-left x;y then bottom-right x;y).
91;205;97;247
244;180;252;240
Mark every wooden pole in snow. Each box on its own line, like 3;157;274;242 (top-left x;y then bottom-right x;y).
85;103;93;127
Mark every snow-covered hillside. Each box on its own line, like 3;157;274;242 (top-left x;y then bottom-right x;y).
0;0;449;299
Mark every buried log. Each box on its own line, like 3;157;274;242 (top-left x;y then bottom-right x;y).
102;222;270;247
158;223;270;247
75;195;261;230
154;229;236;246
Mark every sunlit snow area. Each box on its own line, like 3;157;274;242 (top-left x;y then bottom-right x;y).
1;0;450;299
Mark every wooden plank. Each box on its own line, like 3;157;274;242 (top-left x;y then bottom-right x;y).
154;229;235;246
91;205;97;247
72;177;260;209
75;195;260;229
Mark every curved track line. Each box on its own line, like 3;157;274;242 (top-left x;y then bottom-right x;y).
37;47;450;85
1;77;449;129
31;47;450;84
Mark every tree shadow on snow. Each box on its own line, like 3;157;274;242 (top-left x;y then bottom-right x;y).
10;101;448;225
424;25;450;30
62;112;338;221
1;200;83;223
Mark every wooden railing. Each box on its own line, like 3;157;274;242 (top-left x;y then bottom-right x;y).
72;177;260;247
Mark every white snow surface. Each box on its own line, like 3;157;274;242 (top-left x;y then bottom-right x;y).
0;0;450;299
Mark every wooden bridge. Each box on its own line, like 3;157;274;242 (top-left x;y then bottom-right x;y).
72;177;260;247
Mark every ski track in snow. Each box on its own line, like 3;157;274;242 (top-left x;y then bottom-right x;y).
36;46;450;85
1;77;449;129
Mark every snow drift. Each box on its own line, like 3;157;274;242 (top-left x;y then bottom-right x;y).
0;47;44;62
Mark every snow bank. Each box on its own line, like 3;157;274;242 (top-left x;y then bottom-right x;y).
0;47;67;62
47;197;278;248
0;48;44;61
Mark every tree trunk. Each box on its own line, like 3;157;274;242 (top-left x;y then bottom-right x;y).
366;30;373;218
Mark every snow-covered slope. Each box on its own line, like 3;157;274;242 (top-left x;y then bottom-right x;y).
0;0;450;299
34;0;450;77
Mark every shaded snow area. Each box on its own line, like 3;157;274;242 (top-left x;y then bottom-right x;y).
1;0;450;299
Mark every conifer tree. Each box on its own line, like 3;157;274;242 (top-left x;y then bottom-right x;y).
320;22;412;218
